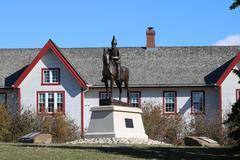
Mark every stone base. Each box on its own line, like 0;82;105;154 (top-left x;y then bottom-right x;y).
85;105;148;139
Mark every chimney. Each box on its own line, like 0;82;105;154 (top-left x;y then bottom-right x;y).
146;27;155;48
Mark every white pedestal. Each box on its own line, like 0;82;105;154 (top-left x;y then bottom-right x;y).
85;105;148;139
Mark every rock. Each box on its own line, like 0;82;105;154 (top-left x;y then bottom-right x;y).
19;132;52;144
67;138;171;146
184;136;221;147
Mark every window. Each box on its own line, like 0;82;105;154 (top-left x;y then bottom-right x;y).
99;91;112;105
57;93;63;112
163;91;176;113
0;93;7;106
38;93;45;112
191;91;205;114
99;92;111;100
42;68;60;85
129;92;141;107
48;93;54;113
37;91;64;114
236;89;240;101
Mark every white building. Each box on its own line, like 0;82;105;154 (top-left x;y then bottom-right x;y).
0;28;239;136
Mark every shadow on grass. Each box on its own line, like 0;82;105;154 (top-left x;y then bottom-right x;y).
12;143;240;160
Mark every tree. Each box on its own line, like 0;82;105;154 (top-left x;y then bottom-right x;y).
230;0;240;10
224;69;240;148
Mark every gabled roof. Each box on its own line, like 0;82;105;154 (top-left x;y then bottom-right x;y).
12;39;86;88
0;42;239;88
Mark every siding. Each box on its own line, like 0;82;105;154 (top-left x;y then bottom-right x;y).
0;88;18;113
221;65;240;119
84;87;219;128
19;50;82;126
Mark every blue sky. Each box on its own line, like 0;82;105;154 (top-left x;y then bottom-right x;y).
0;0;239;48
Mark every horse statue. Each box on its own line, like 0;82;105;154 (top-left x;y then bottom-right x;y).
101;48;129;101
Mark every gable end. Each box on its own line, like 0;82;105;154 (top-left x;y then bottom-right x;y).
13;39;86;88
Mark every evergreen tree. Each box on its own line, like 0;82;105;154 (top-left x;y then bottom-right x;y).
230;0;240;10
224;69;240;148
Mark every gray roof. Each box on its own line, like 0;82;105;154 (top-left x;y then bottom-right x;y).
0;46;239;87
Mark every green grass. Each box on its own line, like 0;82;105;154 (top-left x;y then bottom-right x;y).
0;143;239;160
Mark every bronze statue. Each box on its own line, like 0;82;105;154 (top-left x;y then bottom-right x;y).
101;36;129;102
108;36;121;81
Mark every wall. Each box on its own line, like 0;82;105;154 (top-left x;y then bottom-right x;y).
84;86;219;128
221;65;240;119
19;50;82;126
0;88;18;113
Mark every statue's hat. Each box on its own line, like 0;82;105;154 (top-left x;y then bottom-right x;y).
111;35;117;45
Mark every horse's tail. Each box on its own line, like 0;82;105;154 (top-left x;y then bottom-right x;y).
120;66;129;89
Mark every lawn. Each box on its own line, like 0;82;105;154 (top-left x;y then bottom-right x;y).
0;143;239;160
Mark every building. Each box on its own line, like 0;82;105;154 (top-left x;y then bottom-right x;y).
0;28;239;135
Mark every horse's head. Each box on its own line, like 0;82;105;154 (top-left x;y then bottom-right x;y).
103;48;110;65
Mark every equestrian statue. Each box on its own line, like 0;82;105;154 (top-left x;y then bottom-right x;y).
101;36;129;102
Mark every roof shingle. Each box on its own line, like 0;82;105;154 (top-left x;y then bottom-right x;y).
0;46;239;87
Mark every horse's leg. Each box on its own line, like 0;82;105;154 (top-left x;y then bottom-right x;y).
110;78;113;100
105;80;109;99
118;81;122;101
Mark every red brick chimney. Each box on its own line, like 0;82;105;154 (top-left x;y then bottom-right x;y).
146;27;155;48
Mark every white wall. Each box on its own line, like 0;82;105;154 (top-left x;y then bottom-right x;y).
19;50;82;126
221;65;240;119
84;87;219;128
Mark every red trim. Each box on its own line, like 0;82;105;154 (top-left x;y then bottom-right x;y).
163;91;177;115
17;88;21;112
81;88;84;137
216;52;240;86
190;90;205;115
36;91;65;115
128;91;141;108
13;39;86;88
41;68;60;85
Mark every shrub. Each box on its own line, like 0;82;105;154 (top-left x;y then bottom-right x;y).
8;110;39;142
38;112;79;143
189;113;224;145
0;107;79;143
142;103;227;145
142;103;187;145
0;106;11;141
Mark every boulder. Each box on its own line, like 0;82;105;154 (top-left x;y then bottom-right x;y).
19;132;52;144
184;136;220;147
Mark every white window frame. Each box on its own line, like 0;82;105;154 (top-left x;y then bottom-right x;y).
163;91;176;114
42;68;60;84
99;92;112;100
37;92;64;114
191;91;205;114
129;92;141;107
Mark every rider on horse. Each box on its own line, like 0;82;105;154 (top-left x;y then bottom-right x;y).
108;36;121;81
101;36;129;101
